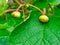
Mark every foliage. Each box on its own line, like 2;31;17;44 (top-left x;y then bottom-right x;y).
0;0;60;45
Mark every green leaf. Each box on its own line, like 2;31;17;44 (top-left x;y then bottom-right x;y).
33;0;48;8
0;24;9;36
0;26;9;45
0;24;9;45
0;24;7;29
47;0;60;5
0;13;24;32
0;0;8;15
9;7;60;45
0;36;9;45
24;0;36;4
0;29;9;36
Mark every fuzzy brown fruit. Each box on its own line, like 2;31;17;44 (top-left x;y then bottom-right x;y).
12;11;21;18
39;15;49;23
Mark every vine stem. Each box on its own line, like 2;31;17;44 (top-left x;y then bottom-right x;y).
16;3;44;14
0;4;44;16
5;9;22;13
0;9;21;15
48;3;54;15
15;10;32;28
5;9;17;12
16;4;24;11
43;8;46;15
22;6;25;17
20;0;24;4
28;4;44;14
14;0;20;5
4;13;8;21
15;0;24;11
